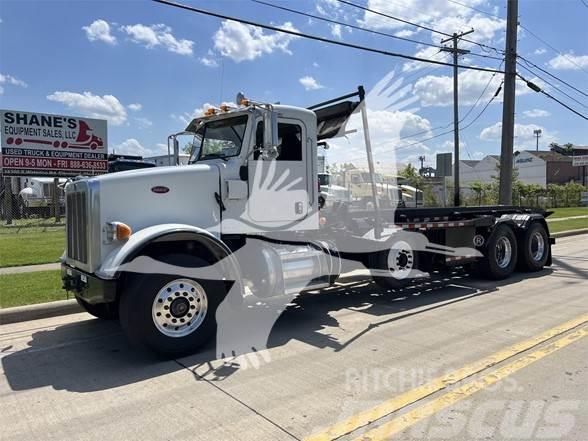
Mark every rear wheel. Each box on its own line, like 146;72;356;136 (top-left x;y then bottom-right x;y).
119;254;227;357
76;297;118;320
518;222;549;271
476;224;518;280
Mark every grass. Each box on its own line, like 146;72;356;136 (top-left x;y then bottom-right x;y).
0;270;68;308
548;207;588;219
0;227;65;267
548;218;588;233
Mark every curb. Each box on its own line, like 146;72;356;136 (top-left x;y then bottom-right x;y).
2;228;587;325
551;228;588;238
0;299;82;325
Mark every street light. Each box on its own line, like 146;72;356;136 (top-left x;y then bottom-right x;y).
533;129;542;151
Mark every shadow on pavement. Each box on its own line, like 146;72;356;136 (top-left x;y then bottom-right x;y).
2;268;552;393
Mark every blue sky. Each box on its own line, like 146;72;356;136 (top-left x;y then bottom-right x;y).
0;0;586;169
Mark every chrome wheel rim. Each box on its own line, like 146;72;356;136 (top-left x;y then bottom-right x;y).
495;236;513;269
530;231;545;262
387;240;414;279
152;279;208;338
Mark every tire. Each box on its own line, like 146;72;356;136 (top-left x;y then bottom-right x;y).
372;235;418;290
476;224;518;280
518;222;549;272
119;253;227;357
76;297;119;320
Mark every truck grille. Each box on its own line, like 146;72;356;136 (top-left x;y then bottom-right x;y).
66;191;88;264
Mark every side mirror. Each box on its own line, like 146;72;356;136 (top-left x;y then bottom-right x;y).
262;109;279;160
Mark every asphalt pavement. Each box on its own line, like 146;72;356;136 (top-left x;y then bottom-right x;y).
1;235;587;441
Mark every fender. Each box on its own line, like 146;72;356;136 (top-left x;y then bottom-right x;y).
96;224;242;291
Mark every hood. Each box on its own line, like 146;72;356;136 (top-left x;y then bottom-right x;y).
87;163;223;236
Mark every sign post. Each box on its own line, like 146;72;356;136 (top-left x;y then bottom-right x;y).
1;110;108;177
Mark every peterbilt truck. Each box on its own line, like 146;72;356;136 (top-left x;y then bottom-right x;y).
62;87;554;356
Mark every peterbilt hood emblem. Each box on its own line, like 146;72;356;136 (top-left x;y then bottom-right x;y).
151;186;170;194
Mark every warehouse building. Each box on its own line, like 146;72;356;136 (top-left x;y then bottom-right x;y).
460;150;584;188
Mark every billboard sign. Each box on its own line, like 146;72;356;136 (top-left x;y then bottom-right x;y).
572;155;588;167
1;109;108;177
436;152;452;177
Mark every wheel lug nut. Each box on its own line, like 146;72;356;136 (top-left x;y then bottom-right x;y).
190;305;196;310
166;314;171;318
156;312;161;316
167;297;172;302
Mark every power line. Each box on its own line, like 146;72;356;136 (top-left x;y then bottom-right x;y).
252;0;441;49
581;0;588;9
517;55;588;98
336;0;504;54
517;62;588;110
460;60;504;123
445;0;503;19
253;1;504;63
520;24;588;76
518;73;588;121
153;0;505;74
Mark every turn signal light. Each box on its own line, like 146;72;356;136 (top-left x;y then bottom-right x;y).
239;98;250;106
204;108;216;116
115;222;133;241
220;104;231;112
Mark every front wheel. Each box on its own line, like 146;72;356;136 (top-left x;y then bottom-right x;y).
119;254;227;357
372;236;419;290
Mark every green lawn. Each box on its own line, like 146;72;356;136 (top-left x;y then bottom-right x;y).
0;227;65;267
0;270;69;308
548;207;588;219
548;218;588;233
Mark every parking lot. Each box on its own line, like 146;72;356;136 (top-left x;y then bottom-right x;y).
1;235;587;440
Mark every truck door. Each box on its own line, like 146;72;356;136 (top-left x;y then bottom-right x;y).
247;118;309;224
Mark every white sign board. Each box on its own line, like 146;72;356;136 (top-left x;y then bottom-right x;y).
572;155;588;167
1;109;108;177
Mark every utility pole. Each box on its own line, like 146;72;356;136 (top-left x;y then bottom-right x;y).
533;128;542;151
418;155;425;174
499;0;519;205
441;29;474;207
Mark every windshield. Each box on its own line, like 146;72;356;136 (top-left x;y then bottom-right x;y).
190;115;248;162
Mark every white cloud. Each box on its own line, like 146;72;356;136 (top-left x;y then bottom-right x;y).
395;29;416;38
134;117;153;128
47;91;127;125
412;69;543;107
479;122;555;148
299;76;324;90
402;47;449;72
533;48;547;55
122;23;194;55
547;52;588;70
199;56;219;67
330;23;342;39
523;108;550;118
113;138;166;157
213;20;298;62
128;103;142;111
83;19;117;45
0;73;27;94
312;61;320;68
172;101;238;126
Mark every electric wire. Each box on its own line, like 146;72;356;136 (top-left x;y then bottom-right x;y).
336;0;504;54
520;24;588;76
153;0;505;74
517;55;588;98
517;62;588;110
517;74;588;121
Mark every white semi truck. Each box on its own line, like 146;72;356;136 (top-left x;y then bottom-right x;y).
62;87;554;356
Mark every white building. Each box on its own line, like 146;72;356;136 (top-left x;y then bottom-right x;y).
459;151;581;189
144;154;190;166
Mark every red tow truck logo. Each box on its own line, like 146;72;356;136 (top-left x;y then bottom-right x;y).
6;120;104;150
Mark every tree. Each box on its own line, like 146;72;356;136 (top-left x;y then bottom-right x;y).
399;164;424;188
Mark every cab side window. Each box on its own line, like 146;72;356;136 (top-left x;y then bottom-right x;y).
254;121;303;161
